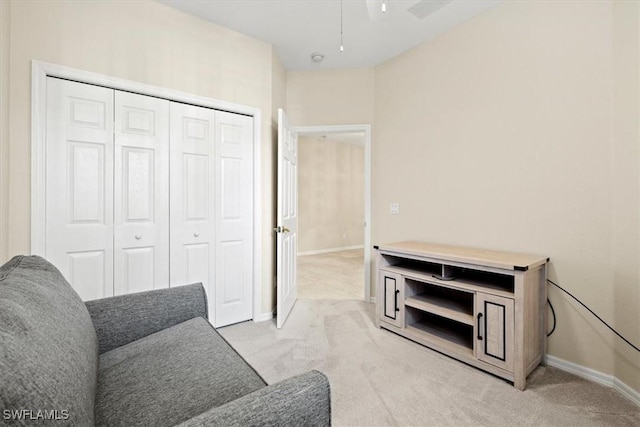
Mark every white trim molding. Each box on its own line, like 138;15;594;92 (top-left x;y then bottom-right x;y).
298;245;364;257
31;60;264;323
295;124;372;303
253;311;274;323
547;355;640;407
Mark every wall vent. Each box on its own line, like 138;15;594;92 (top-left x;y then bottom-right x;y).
407;0;453;20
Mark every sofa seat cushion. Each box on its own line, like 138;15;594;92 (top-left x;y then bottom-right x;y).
0;255;98;425
95;317;266;427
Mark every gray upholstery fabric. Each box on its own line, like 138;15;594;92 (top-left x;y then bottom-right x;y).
85;283;207;354
176;370;332;427
1;256;331;426
95;317;267;427
0;255;98;426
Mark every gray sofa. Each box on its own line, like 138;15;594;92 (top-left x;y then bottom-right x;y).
0;255;331;426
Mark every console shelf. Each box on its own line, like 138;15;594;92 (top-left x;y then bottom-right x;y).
405;278;474;325
405;295;474;325
405;324;474;357
381;265;515;298
376;241;548;390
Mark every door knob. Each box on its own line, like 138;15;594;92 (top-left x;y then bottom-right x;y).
135;234;142;240
273;226;290;233
194;232;200;238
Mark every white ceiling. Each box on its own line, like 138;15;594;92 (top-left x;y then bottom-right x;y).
158;0;501;71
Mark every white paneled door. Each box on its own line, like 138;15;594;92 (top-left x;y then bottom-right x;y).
45;78;115;301
214;111;254;327
276;108;298;328
43;76;255;325
169;102;216;314
113;91;170;295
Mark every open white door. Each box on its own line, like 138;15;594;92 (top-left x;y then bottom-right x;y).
276;108;298;328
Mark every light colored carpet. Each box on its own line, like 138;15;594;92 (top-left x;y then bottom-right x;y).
297;249;364;300
219;299;640;426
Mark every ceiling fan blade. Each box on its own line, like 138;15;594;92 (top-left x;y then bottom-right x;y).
365;0;386;22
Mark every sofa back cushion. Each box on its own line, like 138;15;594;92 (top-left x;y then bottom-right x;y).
0;256;98;425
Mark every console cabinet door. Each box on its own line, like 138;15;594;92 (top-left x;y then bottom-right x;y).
380;270;403;328
476;293;514;372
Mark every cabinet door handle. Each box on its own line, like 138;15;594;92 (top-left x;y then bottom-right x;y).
477;313;483;340
395;289;400;312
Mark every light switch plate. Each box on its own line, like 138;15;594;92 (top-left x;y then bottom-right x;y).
390;203;400;215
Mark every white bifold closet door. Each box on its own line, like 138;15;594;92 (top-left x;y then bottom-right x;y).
46;79;170;299
113;91;170;295
213;111;254;326
169;103;216;305
169;105;254;325
45;79;115;301
45;77;254;326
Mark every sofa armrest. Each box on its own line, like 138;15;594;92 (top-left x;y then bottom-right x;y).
85;283;208;354
177;370;331;427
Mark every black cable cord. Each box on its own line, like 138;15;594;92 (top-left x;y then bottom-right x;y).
547;279;640;352
546;298;556;337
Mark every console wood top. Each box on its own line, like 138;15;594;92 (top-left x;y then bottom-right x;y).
377;241;548;271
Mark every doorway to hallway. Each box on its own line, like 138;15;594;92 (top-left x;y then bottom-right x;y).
297;248;364;299
296;130;366;300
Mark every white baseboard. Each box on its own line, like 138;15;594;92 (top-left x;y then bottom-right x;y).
298;245;364;257
546;355;640;407
253;311;273;322
614;377;640;407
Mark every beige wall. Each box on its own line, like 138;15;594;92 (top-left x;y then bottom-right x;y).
2;0;278;315
286;68;375;126
0;0;9;264
611;0;640;392
374;0;639;391
298;136;364;254
270;49;287;303
272;49;288;124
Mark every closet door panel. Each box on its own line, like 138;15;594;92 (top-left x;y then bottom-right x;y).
120;246;156;294
214;111;254;326
114;91;170;295
184;243;210;285
45;78;114;301
169;103;215;301
68;251;107;300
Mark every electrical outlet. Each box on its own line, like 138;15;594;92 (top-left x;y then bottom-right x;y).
390;202;400;215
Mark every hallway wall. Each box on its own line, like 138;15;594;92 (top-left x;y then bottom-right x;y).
298;135;364;254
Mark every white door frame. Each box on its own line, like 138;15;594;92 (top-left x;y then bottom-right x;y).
295;124;372;303
31;60;265;321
